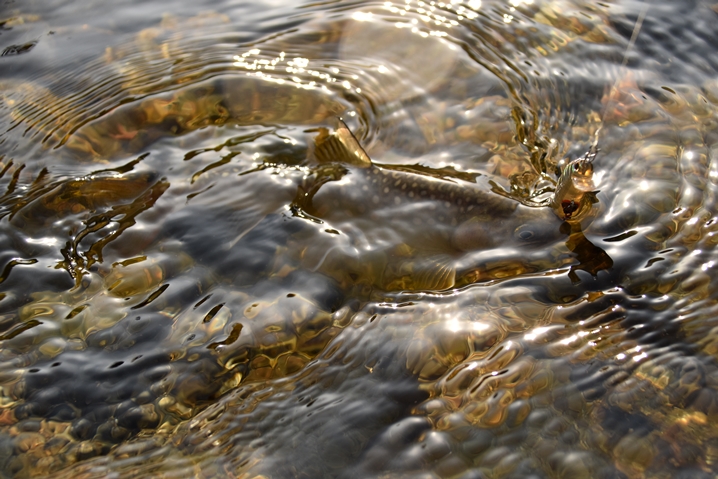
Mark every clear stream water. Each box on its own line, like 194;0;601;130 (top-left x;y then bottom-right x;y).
1;0;718;477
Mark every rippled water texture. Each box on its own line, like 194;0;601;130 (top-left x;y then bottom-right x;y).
1;0;718;477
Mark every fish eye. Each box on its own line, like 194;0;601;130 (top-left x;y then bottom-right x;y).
515;225;535;241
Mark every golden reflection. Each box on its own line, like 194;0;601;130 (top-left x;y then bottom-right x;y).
1;1;718;478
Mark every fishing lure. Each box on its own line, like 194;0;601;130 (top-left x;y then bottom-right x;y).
550;147;599;222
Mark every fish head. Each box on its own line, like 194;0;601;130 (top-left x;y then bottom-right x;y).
512;214;563;244
452;204;561;252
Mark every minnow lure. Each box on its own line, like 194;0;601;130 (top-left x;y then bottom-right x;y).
551;148;599;222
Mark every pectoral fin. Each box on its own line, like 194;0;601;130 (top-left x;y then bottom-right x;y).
385;254;456;291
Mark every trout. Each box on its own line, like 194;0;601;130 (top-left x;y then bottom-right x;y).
296;120;599;291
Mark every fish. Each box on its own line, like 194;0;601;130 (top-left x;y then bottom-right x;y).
296;119;574;291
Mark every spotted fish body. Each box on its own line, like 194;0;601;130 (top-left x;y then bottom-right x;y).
301;121;564;291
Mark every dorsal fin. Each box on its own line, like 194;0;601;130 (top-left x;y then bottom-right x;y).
313;118;372;168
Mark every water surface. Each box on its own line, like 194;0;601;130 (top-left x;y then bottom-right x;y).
1;0;718;477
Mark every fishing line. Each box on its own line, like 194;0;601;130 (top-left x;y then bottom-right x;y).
590;0;649;156
546;2;649;222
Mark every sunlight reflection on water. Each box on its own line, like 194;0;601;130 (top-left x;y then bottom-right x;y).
1;0;718;477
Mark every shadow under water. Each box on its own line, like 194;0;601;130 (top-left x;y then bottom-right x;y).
0;0;718;477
